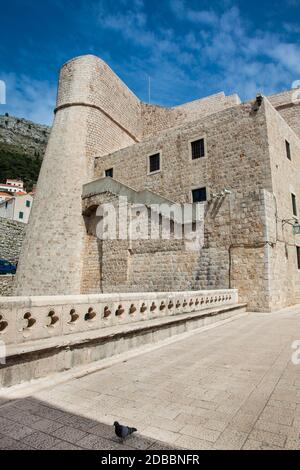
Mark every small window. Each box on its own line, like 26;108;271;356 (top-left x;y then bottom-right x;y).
286;140;291;160
191;138;205;159
297;247;300;270
19;211;24;219
192;187;207;203
292;193;297;217
149;153;160;173
26;200;31;208
105;168;113;178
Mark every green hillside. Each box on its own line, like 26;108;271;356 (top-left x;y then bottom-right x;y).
0;142;42;192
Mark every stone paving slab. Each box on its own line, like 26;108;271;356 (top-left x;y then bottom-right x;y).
0;307;300;449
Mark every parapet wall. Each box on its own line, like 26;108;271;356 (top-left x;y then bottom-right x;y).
268;89;296;107
0;289;242;387
175;92;240;121
141;92;240;139
0;289;237;345
269;89;300;139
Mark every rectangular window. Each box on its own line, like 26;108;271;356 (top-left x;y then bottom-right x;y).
192;187;207;203
292;193;297;217
26;200;31;208
297;247;300;270
149;153;160;173
105;168;113;178
19;211;24;219
191;138;205;159
286;140;291;160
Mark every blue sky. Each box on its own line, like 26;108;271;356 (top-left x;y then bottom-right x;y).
1;0;300;125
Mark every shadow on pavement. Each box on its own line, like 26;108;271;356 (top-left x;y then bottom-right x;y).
0;396;181;450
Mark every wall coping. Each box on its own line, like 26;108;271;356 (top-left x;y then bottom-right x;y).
0;289;238;308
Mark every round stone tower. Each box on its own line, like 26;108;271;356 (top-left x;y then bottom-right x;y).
14;55;141;295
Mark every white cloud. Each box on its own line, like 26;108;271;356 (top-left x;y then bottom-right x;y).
0;73;56;125
170;0;218;25
283;22;300;34
187;9;218;25
268;43;300;75
2;0;300;123
179;5;300;99
97;1;300;104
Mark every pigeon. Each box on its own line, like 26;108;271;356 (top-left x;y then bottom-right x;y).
114;421;137;440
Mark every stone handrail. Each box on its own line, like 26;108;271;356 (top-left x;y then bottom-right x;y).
0;289;238;345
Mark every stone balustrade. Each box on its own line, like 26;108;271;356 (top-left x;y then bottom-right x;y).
0;289;238;346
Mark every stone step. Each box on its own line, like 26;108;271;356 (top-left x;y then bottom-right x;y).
0;302;247;388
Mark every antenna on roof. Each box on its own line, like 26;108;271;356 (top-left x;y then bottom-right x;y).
148;75;151;104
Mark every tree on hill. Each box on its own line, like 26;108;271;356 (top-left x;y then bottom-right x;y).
0;142;42;192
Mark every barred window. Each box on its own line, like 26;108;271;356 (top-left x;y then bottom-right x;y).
191;139;205;159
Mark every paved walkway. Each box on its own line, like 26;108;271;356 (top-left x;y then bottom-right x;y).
1;307;300;450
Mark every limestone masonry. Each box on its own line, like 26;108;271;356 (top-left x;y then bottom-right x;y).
0;216;26;264
13;54;300;311
0;217;25;295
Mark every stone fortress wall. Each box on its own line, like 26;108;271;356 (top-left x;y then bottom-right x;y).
264;98;300;309
14;56;140;296
12;54;300;312
92;100;273;311
0;217;26;296
0;217;25;264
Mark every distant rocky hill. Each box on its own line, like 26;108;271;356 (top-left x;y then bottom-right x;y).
0;114;50;191
0;114;50;156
